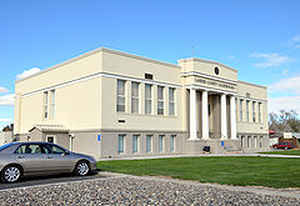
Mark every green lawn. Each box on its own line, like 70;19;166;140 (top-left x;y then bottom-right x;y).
97;157;300;188
260;150;300;156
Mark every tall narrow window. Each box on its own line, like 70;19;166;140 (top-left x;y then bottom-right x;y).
239;99;243;121
247;136;251;148
117;80;126;112
146;135;152;153
170;135;176;152
246;100;250;122
50;90;55;119
258;103;262;123
118;135;125;153
145;84;152;114
159;135;164;152
252;101;256;122
131;82;139;113
43;91;49;119
169;88;175;115
157;86;164;115
132;135;139;153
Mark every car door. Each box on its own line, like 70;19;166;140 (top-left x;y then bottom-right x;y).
44;143;74;172
15;143;47;174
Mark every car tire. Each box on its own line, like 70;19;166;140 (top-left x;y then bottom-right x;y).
74;160;90;176
1;165;22;183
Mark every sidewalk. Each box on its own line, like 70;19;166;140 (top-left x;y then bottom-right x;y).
98;153;300;161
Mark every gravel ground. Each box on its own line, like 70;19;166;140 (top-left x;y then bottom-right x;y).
0;174;299;206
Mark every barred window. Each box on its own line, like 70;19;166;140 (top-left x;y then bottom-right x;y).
246;100;250;122
157;86;164;115
252;102;256;122
169;88;175;115
145;84;152;114
131;82;139;113
43;91;49;119
170;135;176;152
118;135;125;153
50;90;55;119
117;80;126;112
146;135;152;153
132;135;139;153
239;100;243;121
159;135;164;152
258;103;262;123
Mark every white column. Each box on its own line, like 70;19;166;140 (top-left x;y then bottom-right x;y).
202;90;209;140
221;93;228;139
230;96;237;140
189;88;198;140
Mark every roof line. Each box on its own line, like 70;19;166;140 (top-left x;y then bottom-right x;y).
178;58;238;72
238;80;267;89
15;47;181;84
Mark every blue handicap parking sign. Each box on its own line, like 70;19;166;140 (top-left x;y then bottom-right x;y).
221;141;224;147
97;134;102;142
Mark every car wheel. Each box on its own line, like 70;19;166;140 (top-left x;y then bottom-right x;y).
74;161;90;176
1;165;22;183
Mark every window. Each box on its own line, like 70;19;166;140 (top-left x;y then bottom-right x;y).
145;84;152;114
157;86;164;115
246;100;250;122
15;144;50;154
159;135;164;152
239;100;243;121
50;90;55;119
47;136;55;144
254;136;257;148
252;102;256;122
170;135;176;152
117;80;126;112
118;135;125;153
247;136;251;148
146;135;152;153
145;73;153;80
131;82;139;113
259;136;263;148
132;135;139;153
258;103;262;123
43;91;49;119
169;88;175;115
241;136;245;148
47;144;65;154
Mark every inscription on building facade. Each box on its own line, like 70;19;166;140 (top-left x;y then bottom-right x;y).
195;78;235;90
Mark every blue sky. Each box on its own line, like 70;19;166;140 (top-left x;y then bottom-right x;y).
0;0;300;129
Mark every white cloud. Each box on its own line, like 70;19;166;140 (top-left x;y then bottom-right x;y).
17;67;40;80
289;35;300;48
269;75;300;94
0;87;8;93
250;53;290;68
292;35;300;42
0;118;11;123
0;94;15;106
269;96;300;114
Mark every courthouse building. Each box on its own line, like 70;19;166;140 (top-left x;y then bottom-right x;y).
14;48;269;159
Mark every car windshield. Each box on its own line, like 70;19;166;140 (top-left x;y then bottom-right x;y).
0;143;14;152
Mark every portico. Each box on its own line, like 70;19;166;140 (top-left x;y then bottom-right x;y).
189;88;237;141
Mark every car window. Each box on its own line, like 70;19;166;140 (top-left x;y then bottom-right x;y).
15;144;50;154
47;145;65;154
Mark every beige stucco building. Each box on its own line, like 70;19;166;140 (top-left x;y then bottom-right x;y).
14;47;269;159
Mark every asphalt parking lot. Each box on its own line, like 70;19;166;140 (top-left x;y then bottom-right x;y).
0;172;300;205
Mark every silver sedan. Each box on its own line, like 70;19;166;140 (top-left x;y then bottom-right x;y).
0;142;97;183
